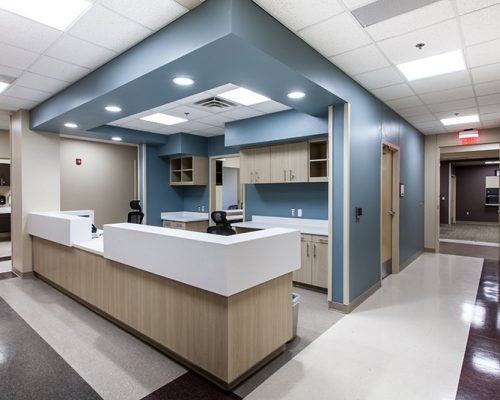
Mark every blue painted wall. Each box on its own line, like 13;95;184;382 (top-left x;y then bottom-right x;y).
146;145;183;226
226;110;327;147
245;183;328;220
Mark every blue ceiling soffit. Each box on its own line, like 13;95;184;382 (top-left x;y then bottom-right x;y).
30;0;344;142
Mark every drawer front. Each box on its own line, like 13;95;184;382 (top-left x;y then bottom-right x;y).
163;220;186;230
312;235;328;244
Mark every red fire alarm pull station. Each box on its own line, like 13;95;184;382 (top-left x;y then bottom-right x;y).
76;158;82;165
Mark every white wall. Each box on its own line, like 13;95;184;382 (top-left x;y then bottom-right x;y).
11;110;60;273
222;167;238;209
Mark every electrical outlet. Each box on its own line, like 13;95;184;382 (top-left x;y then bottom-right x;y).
197;206;201;212
298;209;303;217
201;205;205;212
291;208;295;217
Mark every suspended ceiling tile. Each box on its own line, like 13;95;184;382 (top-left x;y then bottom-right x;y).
219;107;265;120
46;35;117;69
354;66;404;89
253;0;344;32
68;5;152;53
342;0;378;10
456;0;500;15
474;80;500;96
101;0;188;30
29;56;90;83
409;70;471;94
479;103;500;114
330;44;390;76
405;113;439;124
3;85;51;102
0;64;24;79
0;9;62;54
371;83;414;100
0;43;39;70
418;86;475;104
385;96;424;110
412;120;444;130
467;38;500;68
298;12;370;57
427;97;477;113
434;107;479;119
480;111;500;120
195;113;235;127
366;0;454;41
398;105;432;118
152;125;183;135
192;126;225;137
251;101;290;113
123;119;162;132
167;104;215;120
176;120;214;132
477;93;500;106
470;62;500;83
0;95;37;111
14;72;68;94
461;4;500;46
377;19;462;65
482;119;500;128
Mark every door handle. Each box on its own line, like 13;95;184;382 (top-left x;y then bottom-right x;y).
388;210;396;216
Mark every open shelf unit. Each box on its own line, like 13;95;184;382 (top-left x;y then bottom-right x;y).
308;139;328;182
170;155;207;186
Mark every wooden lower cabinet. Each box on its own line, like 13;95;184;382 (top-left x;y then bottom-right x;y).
162;219;209;233
293;234;328;289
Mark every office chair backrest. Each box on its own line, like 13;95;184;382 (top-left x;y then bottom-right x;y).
128;200;144;224
227;204;238;210
207;211;236;236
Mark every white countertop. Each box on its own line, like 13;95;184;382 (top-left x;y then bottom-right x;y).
161;211;208;222
28;211;92;246
104;223;300;296
233;216;328;236
74;237;104;256
0;207;10;214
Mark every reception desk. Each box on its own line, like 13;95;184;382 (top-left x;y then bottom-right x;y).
28;212;300;388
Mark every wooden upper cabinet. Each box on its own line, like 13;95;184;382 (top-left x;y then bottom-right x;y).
240;147;271;184
240;149;254;184
270;142;308;183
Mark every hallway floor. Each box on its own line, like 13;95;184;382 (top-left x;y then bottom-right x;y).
0;253;497;399
440;223;498;244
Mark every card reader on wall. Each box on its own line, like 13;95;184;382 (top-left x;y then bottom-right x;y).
355;207;362;222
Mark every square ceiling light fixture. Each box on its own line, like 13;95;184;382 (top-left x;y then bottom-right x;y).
0;74;15;94
440;114;479;126
141;113;187;126
0;0;91;31
219;87;270;106
397;50;466;81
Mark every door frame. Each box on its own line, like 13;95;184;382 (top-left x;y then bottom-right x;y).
450;174;456;224
380;140;400;277
208;153;241;224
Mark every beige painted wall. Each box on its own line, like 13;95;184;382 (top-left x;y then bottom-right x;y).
0;130;9;159
60;138;138;228
424;128;500;250
11;110;61;273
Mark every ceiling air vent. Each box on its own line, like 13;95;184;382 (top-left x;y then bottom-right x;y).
194;97;236;109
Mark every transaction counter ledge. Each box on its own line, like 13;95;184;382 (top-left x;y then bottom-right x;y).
27;212;300;389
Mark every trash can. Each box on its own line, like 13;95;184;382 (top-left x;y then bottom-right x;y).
291;292;300;339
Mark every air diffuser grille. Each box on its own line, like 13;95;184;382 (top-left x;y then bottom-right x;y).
194;97;236;109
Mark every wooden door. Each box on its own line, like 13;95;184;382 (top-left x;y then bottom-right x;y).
270;144;289;183
450;175;456;224
381;145;393;279
239;149;254;184
253;147;271;184
311;236;328;288
293;235;312;284
289;142;308;183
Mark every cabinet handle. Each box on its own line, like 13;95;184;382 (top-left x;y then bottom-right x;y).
307;243;309;257
290;169;293;181
256;171;259;182
314;244;317;258
250;171;254;183
284;169;286;182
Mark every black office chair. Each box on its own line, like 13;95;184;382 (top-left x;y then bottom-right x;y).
127;200;144;224
207;211;236;236
227;204;238;210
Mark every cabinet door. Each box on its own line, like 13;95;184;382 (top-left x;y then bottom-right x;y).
293;235;312;284
240;149;254;184
270;144;289;183
253;147;271;184
289;142;308;183
311;236;328;288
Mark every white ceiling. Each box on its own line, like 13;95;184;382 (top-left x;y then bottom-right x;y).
255;0;500;134
108;83;291;137
1;0;500;136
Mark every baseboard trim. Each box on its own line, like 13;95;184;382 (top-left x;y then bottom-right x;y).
11;266;33;278
399;249;424;272
424;247;436;253
328;280;381;314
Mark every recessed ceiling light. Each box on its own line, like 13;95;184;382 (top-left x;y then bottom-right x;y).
440;114;479;126
64;122;78;128
140;113;187;126
397;49;466;81
0;0;92;31
288;91;305;99
485;161;499;165
105;105;122;113
173;77;194;86
111;136;122;142
219;87;270;106
0;82;10;94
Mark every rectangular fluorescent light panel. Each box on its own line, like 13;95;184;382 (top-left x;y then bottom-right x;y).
485;161;499;165
219;87;271;106
441;114;479;126
140;113;187;126
397;50;466;81
0;0;91;31
0;81;10;94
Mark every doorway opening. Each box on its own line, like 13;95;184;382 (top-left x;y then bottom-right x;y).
0;127;11;276
381;141;400;280
209;154;243;224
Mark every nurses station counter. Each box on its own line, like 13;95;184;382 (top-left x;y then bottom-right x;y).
27;211;300;389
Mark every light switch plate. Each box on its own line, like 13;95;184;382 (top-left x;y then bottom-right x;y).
298;209;303;217
291;209;295;217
